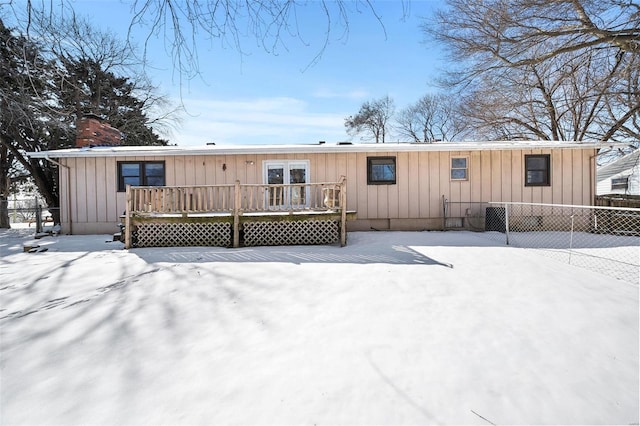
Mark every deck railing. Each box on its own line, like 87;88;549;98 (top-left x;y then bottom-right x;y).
128;185;234;214
127;180;344;214
125;178;347;247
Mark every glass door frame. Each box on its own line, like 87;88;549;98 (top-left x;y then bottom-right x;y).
262;160;310;209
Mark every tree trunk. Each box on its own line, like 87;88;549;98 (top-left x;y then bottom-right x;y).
0;145;11;229
0;197;9;229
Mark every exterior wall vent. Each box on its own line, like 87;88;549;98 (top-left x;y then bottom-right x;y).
445;217;463;228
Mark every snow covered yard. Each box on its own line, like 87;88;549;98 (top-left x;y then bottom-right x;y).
1;228;638;425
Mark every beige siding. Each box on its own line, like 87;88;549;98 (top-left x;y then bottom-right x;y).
550;149;563;215
428;152;442;216
397;152;409;218
59;148;597;234
511;152;522;202
355;152;368;218
59;159;70;226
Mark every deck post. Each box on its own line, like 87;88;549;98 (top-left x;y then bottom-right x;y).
233;180;241;248
125;185;131;249
339;176;347;247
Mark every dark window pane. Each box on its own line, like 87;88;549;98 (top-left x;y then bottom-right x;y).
143;163;164;186
145;163;164;177
527;171;545;184
372;164;394;181
146;176;164;186
527;157;547;170
268;168;284;185
451;169;467;180
452;158;467;168
289;168;306;184
123;176;141;187
121;163;140;177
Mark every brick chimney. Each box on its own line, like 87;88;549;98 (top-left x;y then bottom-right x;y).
76;114;123;147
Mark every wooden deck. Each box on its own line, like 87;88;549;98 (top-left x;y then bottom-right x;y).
124;178;354;248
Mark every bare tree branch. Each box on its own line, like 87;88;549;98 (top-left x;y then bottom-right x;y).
426;0;640;142
345;95;395;143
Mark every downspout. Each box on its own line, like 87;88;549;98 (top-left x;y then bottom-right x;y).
590;150;597;205
590;147;614;205
44;156;72;234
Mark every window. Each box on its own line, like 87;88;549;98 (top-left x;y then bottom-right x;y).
451;157;468;180
524;154;550;186
611;176;629;190
367;157;396;185
117;161;165;191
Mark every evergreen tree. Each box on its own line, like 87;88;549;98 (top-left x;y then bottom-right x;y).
0;18;172;227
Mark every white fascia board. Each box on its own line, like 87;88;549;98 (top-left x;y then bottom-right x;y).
27;141;623;159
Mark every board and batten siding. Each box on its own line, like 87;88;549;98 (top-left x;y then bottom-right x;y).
57;148;596;234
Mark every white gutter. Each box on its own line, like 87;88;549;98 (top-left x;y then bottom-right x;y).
26;141;628;159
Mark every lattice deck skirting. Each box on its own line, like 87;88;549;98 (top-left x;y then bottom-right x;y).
131;218;341;248
243;219;339;246
135;222;232;247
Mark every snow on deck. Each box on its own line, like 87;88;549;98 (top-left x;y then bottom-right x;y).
0;228;638;425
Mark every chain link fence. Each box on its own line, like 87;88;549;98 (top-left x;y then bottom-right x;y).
480;202;639;284
1;198;60;234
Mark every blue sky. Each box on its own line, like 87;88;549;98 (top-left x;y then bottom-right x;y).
71;0;447;146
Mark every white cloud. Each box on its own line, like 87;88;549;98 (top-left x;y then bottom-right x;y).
311;88;370;100
170;96;349;146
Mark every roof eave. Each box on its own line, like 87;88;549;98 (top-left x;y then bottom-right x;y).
27;141;623;159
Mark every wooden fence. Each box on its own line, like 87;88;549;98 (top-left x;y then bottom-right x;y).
595;194;640;209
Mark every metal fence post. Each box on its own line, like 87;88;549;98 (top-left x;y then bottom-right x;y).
442;195;447;231
504;203;510;245
233;180;241;248
12;194;17;223
35;203;42;234
568;214;575;265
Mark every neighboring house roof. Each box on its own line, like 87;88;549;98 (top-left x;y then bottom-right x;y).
28;140;624;159
597;149;640;182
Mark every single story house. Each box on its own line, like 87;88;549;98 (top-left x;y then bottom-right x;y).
596;149;640;196
28;140;613;246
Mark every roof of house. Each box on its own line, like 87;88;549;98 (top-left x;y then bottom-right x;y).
27;140;623;159
597;149;640;182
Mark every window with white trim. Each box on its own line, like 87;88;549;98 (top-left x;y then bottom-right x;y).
451;157;468;180
611;176;629;190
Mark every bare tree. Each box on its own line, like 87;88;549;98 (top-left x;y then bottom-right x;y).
25;11;180;139
345;95;395;143
396;94;467;142
0;14;177;227
425;0;640;144
457;46;640;142
426;0;639;78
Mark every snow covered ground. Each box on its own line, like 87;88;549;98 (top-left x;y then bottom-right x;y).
1;227;638;425
481;230;639;283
